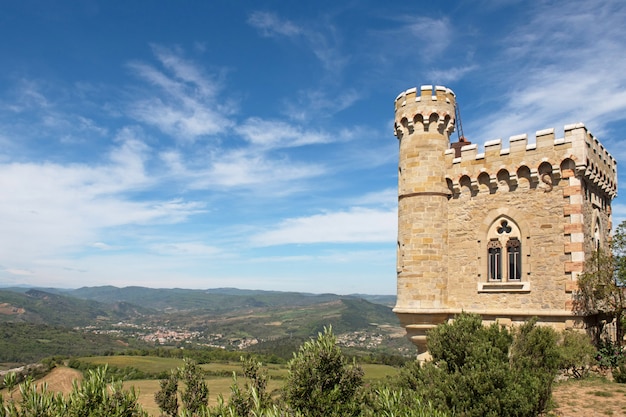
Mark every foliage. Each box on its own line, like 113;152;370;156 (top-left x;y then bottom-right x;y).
612;356;626;383
576;220;626;344
0;366;147;417
509;318;561;414
179;359;210;415
154;359;210;417
558;331;596;378
0;322;143;363
361;388;449;417
154;370;179;417
227;357;271;416
283;326;364;417
398;313;561;417
595;340;624;369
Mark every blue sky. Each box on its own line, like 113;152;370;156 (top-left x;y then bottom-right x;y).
1;1;626;294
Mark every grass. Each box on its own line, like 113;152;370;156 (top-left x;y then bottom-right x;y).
79;355;399;381
79;355;184;373
361;364;400;381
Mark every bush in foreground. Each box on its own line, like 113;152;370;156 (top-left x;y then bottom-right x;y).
0;366;147;417
398;313;561;417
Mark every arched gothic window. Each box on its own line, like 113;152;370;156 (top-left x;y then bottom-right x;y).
487;218;522;281
506;238;521;280
488;240;502;280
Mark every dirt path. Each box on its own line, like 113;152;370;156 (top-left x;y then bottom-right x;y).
550;377;626;416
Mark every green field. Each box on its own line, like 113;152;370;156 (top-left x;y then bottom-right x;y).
80;356;184;374
78;355;399;381
124;364;396;416
76;354;399;416
123;377;286;416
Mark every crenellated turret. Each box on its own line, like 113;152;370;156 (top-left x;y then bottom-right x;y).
393;85;617;356
393;85;457;354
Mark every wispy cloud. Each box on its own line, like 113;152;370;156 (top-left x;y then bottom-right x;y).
128;46;234;141
150;242;222;257
472;1;626;143
250;207;397;246
0;136;205;267
247;11;302;38
247;11;347;74
283;88;361;122
237;117;333;149
159;147;325;192
427;65;479;85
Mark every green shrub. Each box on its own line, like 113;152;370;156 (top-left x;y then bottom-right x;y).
595;340;623;369
0;366;147;417
283;326;364;417
558;331;596;378
612;355;626;383
397;313;561;417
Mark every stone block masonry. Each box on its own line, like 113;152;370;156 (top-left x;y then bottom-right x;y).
393;85;617;355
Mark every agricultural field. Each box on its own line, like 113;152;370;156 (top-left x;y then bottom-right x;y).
1;358;400;417
4;363;626;417
79;355;184;374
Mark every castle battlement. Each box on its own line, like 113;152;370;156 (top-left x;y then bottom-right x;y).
394;86;457;138
393;84;617;355
444;123;617;199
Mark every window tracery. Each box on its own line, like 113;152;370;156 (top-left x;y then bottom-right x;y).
487;218;522;282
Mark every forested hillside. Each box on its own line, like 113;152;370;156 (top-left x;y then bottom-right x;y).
0;286;408;364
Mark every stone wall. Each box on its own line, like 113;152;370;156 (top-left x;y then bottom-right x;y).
393;85;617;353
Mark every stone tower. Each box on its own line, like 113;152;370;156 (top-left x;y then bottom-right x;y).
392;84;617;355
393;85;457;353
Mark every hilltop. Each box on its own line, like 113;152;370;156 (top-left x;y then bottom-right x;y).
0;286;409;364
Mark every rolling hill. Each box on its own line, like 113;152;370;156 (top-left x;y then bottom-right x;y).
0;286;409;364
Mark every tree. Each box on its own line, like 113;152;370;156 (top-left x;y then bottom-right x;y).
154;370;179;417
227;356;272;416
155;359;209;417
576;220;626;344
283;326;364;417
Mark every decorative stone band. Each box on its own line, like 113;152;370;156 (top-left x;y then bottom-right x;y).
393;307;581;317
398;191;449;201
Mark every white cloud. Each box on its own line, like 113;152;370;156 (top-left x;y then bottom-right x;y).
237;117;332;149
472;1;626;143
427;65;478;84
250;207;397;246
248;11;347;74
149;242;222;257
351;188;397;207
158;147;326;192
0;138;205;267
284;88;361;121
406;17;452;58
128;47;234;141
203;149;325;189
247;11;302;38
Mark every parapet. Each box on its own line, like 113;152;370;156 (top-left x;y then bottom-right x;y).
394;85;456;110
444;123;617;198
394;85;457;138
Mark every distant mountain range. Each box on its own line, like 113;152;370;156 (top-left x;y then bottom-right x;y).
0;286;407;363
1;285;395;316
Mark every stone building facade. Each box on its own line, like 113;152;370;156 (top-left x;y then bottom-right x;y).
392;85;617;354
